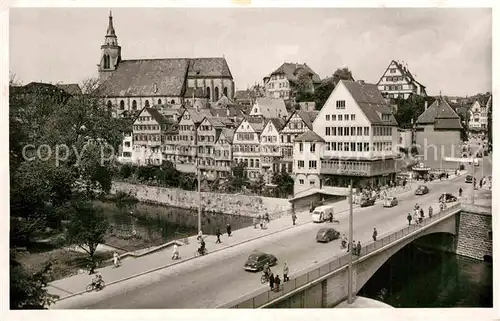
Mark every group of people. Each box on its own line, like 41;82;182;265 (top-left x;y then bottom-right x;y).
407;203;433;226
253;213;270;229
340;234;362;256
263;262;289;292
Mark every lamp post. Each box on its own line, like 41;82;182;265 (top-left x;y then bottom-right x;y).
347;179;354;304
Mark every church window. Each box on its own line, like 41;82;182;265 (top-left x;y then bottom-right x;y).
120;100;125;110
158;99;162;105
170;99;175;104
145;100;150;108
214;87;219;101
223;87;228;97
132;100;137;110
107;100;112;111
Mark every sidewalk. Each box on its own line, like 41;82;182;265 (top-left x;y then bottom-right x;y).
47;170;466;300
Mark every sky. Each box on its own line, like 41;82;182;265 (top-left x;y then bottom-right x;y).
9;7;492;96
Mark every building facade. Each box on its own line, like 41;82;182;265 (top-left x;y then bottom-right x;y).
132;108;172;165
232;118;265;180
213;128;235;180
414;98;462;170
97;12;235;116
260;118;285;184
377;60;427;99
263;62;322;101
293;131;325;194
468;97;491;136
279;110;319;174
117;132;133;163
311;80;399;189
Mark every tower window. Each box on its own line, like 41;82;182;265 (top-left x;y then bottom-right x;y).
107;100;112;111
145;100;150;108
132;100;137;110
170;99;175;104
206;87;211;100
214;87;219;101
120;100;125;110
223;87;228;97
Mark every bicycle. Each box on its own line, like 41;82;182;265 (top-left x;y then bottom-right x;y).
86;280;105;292
194;248;208;257
260;273;270;284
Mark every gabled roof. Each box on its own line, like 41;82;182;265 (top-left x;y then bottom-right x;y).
134;107;169;124
239;117;266;133
295;110;319;129
180;107;213;124
341;80;398;126
416;98;462;130
270;62;322;83
218;128;235;143
56;83;82;95
265;118;286;132
377;60;426;89
294;130;325;143
205;116;233;128
253;98;288;119
99;59;189;97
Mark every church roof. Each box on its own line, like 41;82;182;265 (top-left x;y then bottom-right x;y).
99;57;233;97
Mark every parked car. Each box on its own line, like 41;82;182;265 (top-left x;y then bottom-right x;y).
311;204;335;223
465;175;473;184
316;228;340;243
415;185;429;195
360;197;376;207
383;196;398;207
439;193;458;203
244;252;277;272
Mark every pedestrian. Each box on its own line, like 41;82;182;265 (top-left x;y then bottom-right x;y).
253;216;258;229
413;213;419;226
283;263;289;282
269;273;275;290
356;241;362;256
274;275;281;292
226;224;232;237
372;228;378;241
260;218;265;229
113;252;120;267
265;212;270;223
479;179;483;189
428;206;433;218
172;244;179;260
292;213;297;226
215;228;222;244
407;213;412;225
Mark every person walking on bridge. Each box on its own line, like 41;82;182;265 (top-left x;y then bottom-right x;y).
269;272;275;291
274;274;281;292
372;228;378;241
283;263;289;282
356;241;362;256
407;213;412;226
215;228;222;244
428;205;433;218
226;224;232;237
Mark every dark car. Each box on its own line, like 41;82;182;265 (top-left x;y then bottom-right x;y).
415;185;429;195
244;252;277;272
465;175;473;184
360;197;376;207
316;228;340;243
439;193;458;203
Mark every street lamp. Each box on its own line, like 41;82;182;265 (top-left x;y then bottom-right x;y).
347;179;354;304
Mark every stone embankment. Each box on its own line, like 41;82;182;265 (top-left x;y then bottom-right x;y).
111;181;292;217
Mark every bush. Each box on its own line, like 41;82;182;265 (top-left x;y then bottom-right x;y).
119;164;134;179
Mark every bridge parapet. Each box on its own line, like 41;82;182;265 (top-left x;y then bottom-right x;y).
219;203;464;309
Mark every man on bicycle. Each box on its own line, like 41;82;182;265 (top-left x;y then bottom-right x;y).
198;238;206;255
91;272;103;290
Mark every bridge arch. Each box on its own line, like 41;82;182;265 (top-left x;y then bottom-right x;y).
354;218;457;294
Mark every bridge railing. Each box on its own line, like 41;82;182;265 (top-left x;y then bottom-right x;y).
221;202;463;309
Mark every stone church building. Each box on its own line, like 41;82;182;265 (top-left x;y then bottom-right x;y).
97;12;235;115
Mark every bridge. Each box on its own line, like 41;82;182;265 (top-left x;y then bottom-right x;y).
219;203;492;308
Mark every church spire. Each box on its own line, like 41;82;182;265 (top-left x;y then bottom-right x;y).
107;10;116;36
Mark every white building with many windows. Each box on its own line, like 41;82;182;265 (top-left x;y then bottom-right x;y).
293;131;325;194
376;60;427;99
468;97;491;135
311;80;399;190
260;118;285;184
232;118;265;180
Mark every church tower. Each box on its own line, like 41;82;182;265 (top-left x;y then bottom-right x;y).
98;11;121;83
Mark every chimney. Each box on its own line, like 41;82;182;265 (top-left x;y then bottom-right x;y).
424;101;428;110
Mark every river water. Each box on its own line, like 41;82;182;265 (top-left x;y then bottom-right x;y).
358;243;493;307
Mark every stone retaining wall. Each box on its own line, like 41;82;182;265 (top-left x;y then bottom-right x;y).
456;210;492;260
111;181;292;217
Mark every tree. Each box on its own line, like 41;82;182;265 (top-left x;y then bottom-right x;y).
314;67;354;109
249;174;266;194
393;95;429;128
10;250;59;309
227;162;249;192
295;70;314;102
272;171;294;198
66;201;110;269
119;163;135;179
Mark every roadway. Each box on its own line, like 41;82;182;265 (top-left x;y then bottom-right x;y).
52;173;488;309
